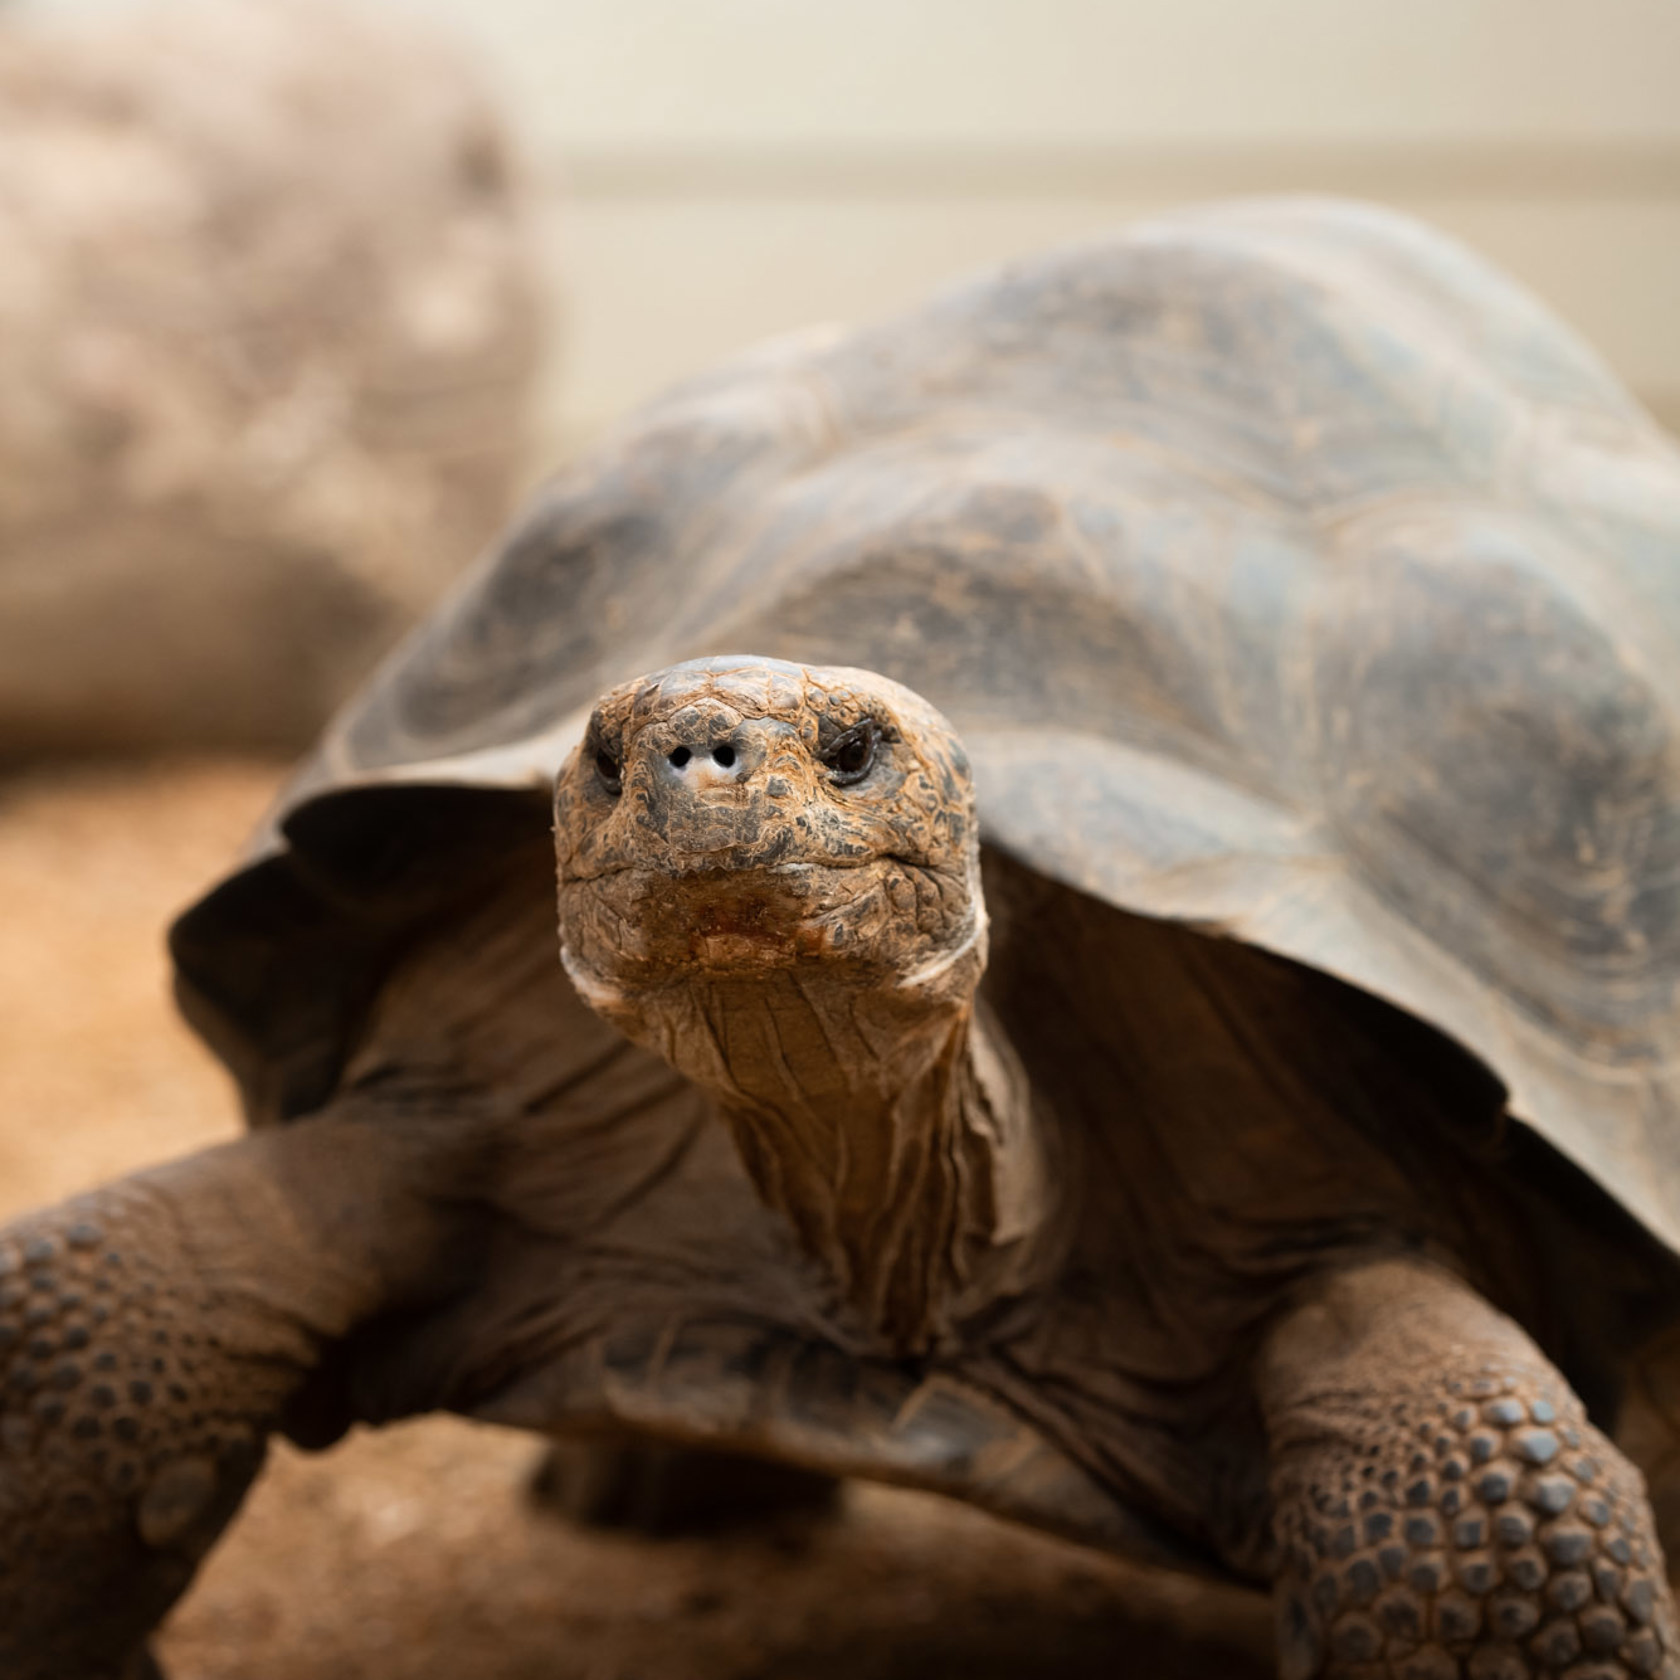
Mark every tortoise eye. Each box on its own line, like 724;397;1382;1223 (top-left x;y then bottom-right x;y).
593;748;622;795
821;720;880;786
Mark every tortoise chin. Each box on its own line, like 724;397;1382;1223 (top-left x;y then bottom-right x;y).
556;850;982;1003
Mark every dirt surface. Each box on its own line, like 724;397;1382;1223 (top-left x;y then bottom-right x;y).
0;757;1275;1679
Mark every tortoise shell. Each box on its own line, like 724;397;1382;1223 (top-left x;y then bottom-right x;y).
173;195;1680;1274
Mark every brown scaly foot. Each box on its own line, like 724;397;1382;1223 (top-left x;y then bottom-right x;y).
530;1438;841;1536
0;1193;269;1678
0;1119;460;1680
1260;1257;1679;1680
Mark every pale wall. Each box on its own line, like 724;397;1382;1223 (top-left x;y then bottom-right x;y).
22;0;1680;457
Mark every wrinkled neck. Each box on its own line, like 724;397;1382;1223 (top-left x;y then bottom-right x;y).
649;965;1056;1353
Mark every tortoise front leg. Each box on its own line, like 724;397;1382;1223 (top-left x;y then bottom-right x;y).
0;1116;463;1680
1259;1257;1678;1679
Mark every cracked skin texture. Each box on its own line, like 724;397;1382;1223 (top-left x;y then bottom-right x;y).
0;1117;467;1679
1263;1264;1680;1679
0;1197;268;1679
6;202;1680;1678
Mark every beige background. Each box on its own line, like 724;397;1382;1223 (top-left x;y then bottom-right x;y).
19;0;1680;461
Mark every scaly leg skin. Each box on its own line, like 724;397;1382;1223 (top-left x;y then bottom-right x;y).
0;1118;459;1680
530;1438;841;1536
1260;1256;1679;1680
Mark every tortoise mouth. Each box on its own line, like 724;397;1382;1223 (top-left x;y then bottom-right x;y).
564;852;933;883
556;852;974;991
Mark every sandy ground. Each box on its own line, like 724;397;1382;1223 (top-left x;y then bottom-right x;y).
0;757;1275;1679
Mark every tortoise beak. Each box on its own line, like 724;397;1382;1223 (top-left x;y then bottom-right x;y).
645;708;771;795
624;706;803;872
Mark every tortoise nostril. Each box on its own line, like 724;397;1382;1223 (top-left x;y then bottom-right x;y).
663;738;746;779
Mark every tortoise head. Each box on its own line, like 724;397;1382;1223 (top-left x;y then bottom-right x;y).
554;657;1029;1349
553;655;985;1039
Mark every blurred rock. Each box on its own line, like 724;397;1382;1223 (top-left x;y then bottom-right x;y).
0;0;540;754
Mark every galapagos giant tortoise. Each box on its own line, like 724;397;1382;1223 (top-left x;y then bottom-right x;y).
6;198;1680;1680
